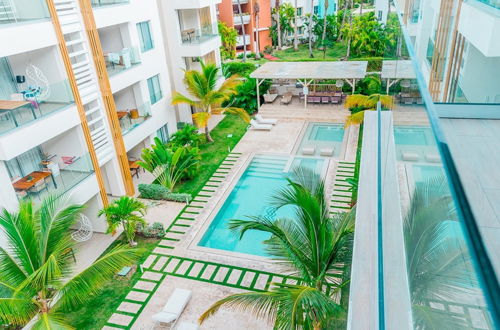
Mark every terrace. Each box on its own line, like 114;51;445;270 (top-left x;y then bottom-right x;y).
0;0;49;25
98;24;141;77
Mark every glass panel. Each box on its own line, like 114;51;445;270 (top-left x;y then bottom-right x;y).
118;101;152;135
104;46;142;76
147;75;162;104
137;21;154;52
90;0;129;7
0;80;74;135
181;23;219;45
156;124;170;143
0;0;50;25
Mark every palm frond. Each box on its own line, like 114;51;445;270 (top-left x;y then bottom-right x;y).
31;312;74;330
192;111;211;128
218;107;251;123
171;92;198;107
0;297;37;326
345;110;372;127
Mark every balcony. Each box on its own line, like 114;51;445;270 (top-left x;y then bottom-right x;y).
104;47;141;76
0;0;50;25
232;0;249;3
117;102;151;135
236;34;251;46
113;84;151;136
233;13;251;25
90;0;130;7
98;24;142;76
181;23;219;44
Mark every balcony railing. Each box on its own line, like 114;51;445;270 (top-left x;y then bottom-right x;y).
104;46;141;76
13;153;94;202
236;34;251;46
233;13;251;25
0;80;75;135
0;0;50;25
117;101;152;135
90;0;130;7
181;23;219;45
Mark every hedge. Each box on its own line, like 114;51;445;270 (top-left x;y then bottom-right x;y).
138;184;192;203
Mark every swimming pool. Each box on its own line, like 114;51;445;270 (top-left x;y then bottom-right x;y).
394;126;438;161
198;155;325;257
298;123;345;157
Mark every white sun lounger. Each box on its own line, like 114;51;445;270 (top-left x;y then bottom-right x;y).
255;114;278;125
320;147;334;157
152;288;192;329
302;146;316;155
402;152;419;161
250;119;273;131
425;153;441;163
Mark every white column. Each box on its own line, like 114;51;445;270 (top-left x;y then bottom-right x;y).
102;158;127;197
0;161;19;213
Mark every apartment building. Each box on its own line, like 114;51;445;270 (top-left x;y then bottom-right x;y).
158;0;222;120
0;0;181;253
218;0;273;53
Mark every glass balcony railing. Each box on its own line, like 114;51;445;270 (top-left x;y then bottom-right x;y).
469;0;500;10
90;0;130;7
104;46;141;76
0;0;50;25
181;23;219;45
0;80;75;135
117;101;152;135
13;153;94;202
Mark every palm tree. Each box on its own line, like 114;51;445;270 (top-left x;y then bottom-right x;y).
293;0;299;51
404;177;478;329
199;167;355;328
308;0;315;58
0;196;141;328
236;0;247;62
98;196;147;246
321;0;329;50
344;93;393;126
275;0;283;49
172;61;250;142
254;0;261;59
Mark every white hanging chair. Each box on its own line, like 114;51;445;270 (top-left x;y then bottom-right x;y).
25;64;51;101
71;214;93;242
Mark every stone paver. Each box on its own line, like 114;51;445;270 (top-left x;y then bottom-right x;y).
142;255;157;268
134;280;156;291
141;271;162;281
164;258;181;273
126;290;150;302
108;313;133;327
226;269;243;285
152;257;168;271
188;262;204;277
213;267;229;282
117;301;142;314
240;271;256;287
200;265;216;279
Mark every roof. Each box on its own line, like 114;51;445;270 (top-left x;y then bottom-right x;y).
381;60;416;79
250;61;368;80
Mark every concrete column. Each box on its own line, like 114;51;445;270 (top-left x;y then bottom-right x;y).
0;161;19;213
102;157;127;197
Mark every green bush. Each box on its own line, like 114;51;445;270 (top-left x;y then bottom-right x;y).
226;77;271;114
164;192;192;203
169;124;203;148
222;62;256;78
138;184;169;200
136;222;165;238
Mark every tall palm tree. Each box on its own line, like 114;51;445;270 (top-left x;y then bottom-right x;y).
172;61;250;142
321;0;329;50
308;0;315;58
275;0;283;49
199;167;355;328
0;196;141;328
98;196;147;246
236;0;247;62
293;0;299;51
344;93;393;126
254;0;261;59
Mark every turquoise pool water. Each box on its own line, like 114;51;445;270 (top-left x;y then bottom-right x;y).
198;155;324;257
299;123;345;157
394;126;432;146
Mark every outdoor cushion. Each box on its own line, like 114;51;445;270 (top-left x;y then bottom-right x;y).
426;154;441;163
402;152;419;161
302;146;316;155
320;148;334;157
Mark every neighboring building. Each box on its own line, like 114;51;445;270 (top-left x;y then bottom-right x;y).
218;0;273;54
317;0;338;17
157;0;223;121
0;0;220;253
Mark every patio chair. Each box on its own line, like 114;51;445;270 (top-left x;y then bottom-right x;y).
331;97;341;104
402;152;419;161
321;97;330;104
302;146;316;155
425;153;441;163
62;156;77;165
255;114;278;125
152;288;192;329
263;93;278;103
280;92;293;105
71;214;93;243
313;97;322;104
249;119;273;131
29;180;48;199
320;147;335;157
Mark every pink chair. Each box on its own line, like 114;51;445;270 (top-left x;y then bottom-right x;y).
62;156;76;165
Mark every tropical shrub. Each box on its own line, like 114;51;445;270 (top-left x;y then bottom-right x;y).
345;94;394;126
270;2;295;46
218;21;238;60
138;183;169;200
355;74;382;95
222;62;256;78
169;124;203;148
263;45;273;54
163;192;192;203
99;196;147;246
0;196;141;329
136;222;165;239
172;61;250;142
226;77;271;115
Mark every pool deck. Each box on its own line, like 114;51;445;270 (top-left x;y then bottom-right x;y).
105;118;360;329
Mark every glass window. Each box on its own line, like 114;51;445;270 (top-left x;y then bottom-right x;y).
137;21;154;52
297;7;303;16
147;75;162;104
156;124;170;143
314;6;319;14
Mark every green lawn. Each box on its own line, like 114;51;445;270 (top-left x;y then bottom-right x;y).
65;235;160;329
272;43;348;61
174;114;249;196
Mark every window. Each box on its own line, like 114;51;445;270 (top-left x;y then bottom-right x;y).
297;7;303;16
147;75;162;104
377;10;383;21
137;21;154;52
156;124;170;143
314;6;319;14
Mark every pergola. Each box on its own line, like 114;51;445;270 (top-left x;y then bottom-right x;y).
381;60;416;94
250;61;368;109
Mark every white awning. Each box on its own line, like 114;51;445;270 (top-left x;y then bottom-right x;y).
250;61;369;80
381;60;416;79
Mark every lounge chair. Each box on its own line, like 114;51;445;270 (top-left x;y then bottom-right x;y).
313;97;321;104
320;147;334;157
425;153;441;163
152;288;192;329
302;146;316;155
250;119;273;131
321;97;330;104
177;322;199;330
402;152;419;161
255;114;278;125
263;93;278;103
331;96;341;104
280;92;293;105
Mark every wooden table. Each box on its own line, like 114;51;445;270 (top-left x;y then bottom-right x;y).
0;100;35;126
129;160;140;178
12;171;52;191
117;111;128;119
